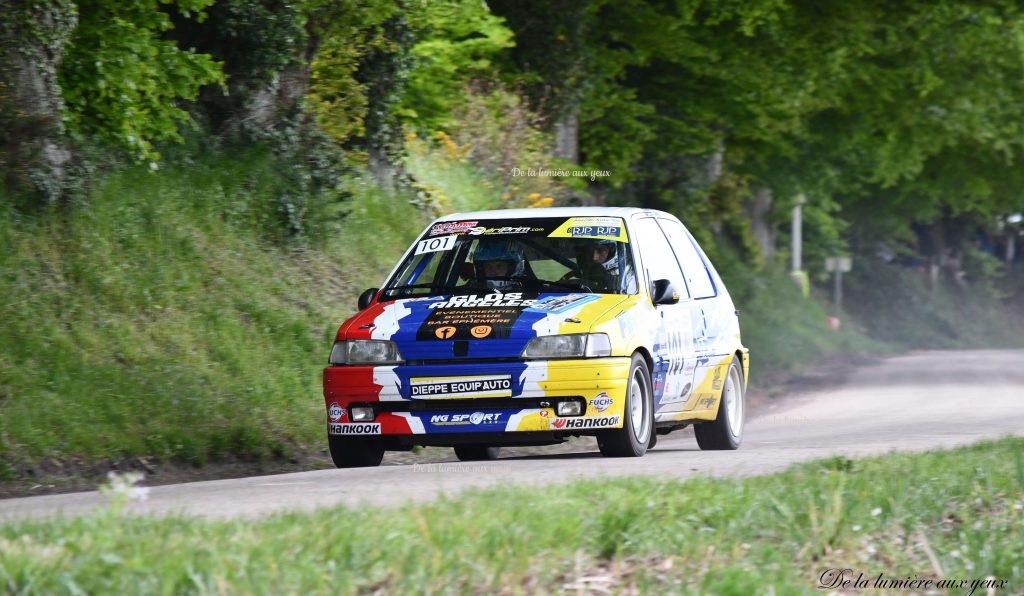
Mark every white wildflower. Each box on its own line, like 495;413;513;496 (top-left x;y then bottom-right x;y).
871;507;882;517
101;471;150;503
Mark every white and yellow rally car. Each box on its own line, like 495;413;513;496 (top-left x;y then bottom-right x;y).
323;207;749;467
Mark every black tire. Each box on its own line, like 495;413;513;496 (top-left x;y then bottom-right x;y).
694;358;745;450
597;353;654;458
328;436;385;468
453;445;501;461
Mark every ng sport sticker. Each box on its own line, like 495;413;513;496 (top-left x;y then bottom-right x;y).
428;412;504;426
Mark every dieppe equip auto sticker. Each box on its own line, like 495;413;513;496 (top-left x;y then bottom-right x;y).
410;374;513;398
329;423;381;435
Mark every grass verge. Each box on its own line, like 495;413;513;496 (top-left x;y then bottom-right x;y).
2;437;1022;593
0;146;428;474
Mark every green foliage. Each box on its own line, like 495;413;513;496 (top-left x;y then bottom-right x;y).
305;0;413;159
2;437;1022;592
59;0;225;161
398;0;514;132
0;146;427;468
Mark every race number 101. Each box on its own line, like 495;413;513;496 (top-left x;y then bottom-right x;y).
415;235;457;255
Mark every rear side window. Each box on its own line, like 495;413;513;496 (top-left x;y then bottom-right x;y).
658;219;716;299
633;218;687;297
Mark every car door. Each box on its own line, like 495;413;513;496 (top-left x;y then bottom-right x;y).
632;217;697;413
656;218;726;411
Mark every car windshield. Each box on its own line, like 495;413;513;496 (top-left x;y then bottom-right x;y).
381;216;637;299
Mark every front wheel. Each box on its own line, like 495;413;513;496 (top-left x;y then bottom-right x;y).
597;353;653;457
329;436;385;468
694;358;745;450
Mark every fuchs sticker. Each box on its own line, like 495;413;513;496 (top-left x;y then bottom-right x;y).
430;220;477;236
328;402;346;422
428;412;504;426
329;423;381;435
589;392;613;413
415;234;457;255
550;415;620;429
410;374;513;398
427;292;535;309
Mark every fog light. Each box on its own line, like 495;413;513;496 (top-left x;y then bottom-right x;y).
556;401;582;416
350;407;375;422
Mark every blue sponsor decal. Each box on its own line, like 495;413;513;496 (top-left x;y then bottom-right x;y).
570;225;621;238
417;409;516;433
527;293;601;314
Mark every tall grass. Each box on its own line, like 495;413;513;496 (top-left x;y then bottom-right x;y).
0;146;428;473
1;437;1021;593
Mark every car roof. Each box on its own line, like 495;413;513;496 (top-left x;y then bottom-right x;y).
434;206;673;222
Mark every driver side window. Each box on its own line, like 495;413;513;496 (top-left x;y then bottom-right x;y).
633;218;688;299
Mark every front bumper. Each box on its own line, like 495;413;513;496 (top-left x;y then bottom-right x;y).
322;358;630;436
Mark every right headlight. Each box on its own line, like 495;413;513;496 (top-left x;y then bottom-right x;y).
329;340;404;365
520;333;612;359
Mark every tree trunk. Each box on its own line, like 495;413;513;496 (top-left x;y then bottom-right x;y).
0;1;78;205
744;187;775;263
553;107;578;164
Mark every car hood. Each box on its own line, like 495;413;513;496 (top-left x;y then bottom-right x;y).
339;291;631;361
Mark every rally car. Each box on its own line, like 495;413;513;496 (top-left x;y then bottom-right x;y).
322;207;749;467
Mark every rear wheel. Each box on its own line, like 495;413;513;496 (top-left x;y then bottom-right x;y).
694;358;745;450
453;445;501;461
597;353;653;457
328;436;385;468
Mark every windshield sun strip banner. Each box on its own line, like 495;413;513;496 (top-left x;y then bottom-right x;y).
424;217;628;242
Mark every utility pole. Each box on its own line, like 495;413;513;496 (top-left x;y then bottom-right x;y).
792;194;804;272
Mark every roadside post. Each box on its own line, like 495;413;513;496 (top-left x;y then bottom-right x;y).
825;256;852;311
790;194;809;296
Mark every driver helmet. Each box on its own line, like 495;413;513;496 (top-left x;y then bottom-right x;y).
473;239;525;288
577;238;620;274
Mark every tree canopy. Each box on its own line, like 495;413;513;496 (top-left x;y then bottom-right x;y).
4;0;1024;267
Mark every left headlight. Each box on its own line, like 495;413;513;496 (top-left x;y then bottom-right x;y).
329;340;404;365
520;333;612;359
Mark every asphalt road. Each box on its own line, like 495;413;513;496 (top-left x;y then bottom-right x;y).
2;349;1022;522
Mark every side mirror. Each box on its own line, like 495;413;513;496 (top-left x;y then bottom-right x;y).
651;279;680;305
357;288;379;311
